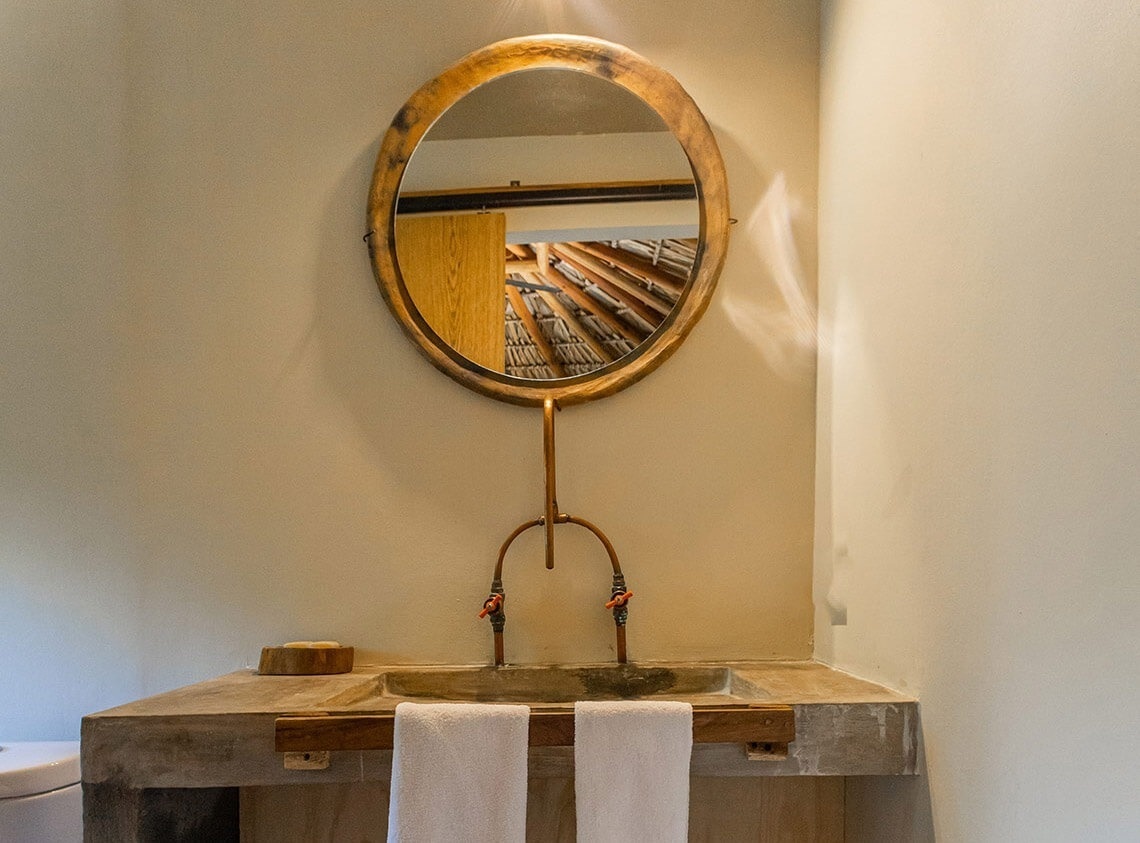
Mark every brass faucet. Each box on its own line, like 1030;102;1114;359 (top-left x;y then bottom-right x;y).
479;399;632;666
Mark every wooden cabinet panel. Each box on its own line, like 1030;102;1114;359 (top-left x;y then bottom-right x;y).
241;776;845;842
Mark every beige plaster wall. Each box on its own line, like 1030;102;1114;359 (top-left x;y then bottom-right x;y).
816;0;1140;838
0;0;143;739
118;2;820;694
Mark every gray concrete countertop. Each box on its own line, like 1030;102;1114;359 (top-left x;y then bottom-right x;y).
82;660;918;789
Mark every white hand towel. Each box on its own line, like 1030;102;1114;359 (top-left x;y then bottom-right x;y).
574;700;693;843
387;702;530;843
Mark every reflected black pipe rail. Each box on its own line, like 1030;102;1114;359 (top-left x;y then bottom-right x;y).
397;181;697;214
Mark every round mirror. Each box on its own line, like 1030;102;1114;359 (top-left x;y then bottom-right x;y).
367;36;729;406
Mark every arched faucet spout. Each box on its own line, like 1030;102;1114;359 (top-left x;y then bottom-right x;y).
484;514;631;667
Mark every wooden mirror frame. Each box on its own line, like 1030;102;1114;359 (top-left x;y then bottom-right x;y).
367;35;730;407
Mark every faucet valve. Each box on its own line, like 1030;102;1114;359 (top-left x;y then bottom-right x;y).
479;593;504;619
480;583;507;664
606;573;632;633
604;590;633;609
479;581;507;639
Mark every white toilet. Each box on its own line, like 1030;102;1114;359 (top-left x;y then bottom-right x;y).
0;742;82;842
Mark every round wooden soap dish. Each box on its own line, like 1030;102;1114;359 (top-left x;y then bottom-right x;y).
258;645;354;675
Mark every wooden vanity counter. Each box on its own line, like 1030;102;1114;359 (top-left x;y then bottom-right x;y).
81;661;917;840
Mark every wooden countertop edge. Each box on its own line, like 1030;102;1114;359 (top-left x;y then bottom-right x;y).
274;705;798;751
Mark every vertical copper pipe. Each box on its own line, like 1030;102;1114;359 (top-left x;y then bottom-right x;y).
494;631;505;667
616;626;627;664
543;398;557;570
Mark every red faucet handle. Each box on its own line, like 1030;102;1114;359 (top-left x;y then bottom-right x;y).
479;594;504;618
605;590;633;609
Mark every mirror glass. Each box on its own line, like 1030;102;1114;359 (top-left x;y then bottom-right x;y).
395;69;699;381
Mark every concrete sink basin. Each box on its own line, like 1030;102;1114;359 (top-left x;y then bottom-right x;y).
378;664;769;703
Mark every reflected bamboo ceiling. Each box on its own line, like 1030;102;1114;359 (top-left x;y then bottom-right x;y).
504;238;696;379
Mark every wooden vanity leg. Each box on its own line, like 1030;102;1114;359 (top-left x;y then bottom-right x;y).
84;783;238;842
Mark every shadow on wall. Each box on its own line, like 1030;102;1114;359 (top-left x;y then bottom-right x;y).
308;140;535;528
846;709;935;841
267;137;545;663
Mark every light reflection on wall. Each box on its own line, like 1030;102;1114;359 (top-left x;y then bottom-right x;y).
720;173;819;379
488;0;620;36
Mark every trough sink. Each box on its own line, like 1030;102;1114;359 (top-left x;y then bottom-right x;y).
377;663;771;704
274;664;790;752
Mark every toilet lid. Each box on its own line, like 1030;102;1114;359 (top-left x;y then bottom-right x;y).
0;742;81;798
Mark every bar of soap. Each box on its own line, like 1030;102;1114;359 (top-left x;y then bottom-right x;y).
282;640;342;648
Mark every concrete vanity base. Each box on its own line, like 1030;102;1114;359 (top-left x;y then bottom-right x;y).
81;661;918;841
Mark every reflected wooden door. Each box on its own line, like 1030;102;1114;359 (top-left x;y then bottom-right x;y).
395;213;506;371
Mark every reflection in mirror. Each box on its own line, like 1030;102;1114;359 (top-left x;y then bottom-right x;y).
395;69;699;380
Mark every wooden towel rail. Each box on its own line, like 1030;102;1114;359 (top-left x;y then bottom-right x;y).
275;705;795;752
